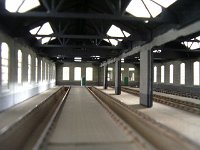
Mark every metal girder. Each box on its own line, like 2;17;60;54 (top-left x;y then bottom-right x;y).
100;20;200;67
1;11;160;22
36;44;122;50
34;34;135;40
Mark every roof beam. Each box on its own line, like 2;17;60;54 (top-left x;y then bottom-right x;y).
36;44;122;50
33;34;135;40
1;11;165;22
100;20;200;67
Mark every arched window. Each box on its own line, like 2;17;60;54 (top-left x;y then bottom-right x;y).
35;57;38;82
63;67;69;80
74;67;81;81
18;50;22;84
193;61;199;85
1;42;9;86
28;55;31;83
86;67;93;81
180;63;185;84
169;64;173;83
154;66;157;82
161;65;165;83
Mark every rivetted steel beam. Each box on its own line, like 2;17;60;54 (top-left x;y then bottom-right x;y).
36;44;122;50
33;34;134;40
0;12;153;22
100;20;200;67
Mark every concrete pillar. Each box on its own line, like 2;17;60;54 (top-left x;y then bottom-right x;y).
103;65;108;89
140;50;153;107
115;60;121;95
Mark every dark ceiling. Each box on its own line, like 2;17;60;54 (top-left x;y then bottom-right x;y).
0;0;200;63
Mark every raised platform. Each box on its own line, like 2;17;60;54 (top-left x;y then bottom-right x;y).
95;86;200;146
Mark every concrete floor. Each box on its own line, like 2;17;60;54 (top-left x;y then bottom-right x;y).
48;87;154;150
96;86;200;146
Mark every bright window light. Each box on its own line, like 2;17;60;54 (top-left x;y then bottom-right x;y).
126;0;150;18
107;25;124;37
37;22;54;35
154;66;157;82
129;68;135;71
63;67;69;80
126;0;176;18
169;64;173;83
86;67;93;81
18;50;22;84
29;22;55;44
74;67;81;81
161;65;165;83
121;68;124;71
123;31;131;37
5;0;40;13
44;62;46;80
152;0;177;8
193;61;199;85
28;55;31;83
41;60;43;81
121;58;124;63
108;67;113;71
109;39;118;46
190;42;200;50
130;72;135;81
180;63;185;85
143;0;162;18
30;26;41;35
18;0;40;13
74;57;82;62
35;58;38;82
1;42;9;86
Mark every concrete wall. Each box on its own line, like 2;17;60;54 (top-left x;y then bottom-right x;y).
0;29;56;111
56;62;99;86
153;58;200;96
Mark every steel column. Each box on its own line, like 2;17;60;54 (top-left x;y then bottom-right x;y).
115;60;121;95
103;65;108;89
139;50;153;107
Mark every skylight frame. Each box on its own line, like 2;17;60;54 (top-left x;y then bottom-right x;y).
5;0;40;13
126;0;177;18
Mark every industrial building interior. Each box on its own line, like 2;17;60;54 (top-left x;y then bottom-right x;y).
0;0;200;149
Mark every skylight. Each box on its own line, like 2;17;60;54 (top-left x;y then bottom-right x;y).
105;25;131;46
107;25;124;37
126;0;177;18
182;36;200;50
152;0;177;8
5;0;40;13
74;57;82;62
29;22;55;44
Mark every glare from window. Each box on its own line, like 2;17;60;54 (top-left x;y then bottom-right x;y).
126;0;151;18
48;64;49;81
180;63;185;85
18;50;22;84
41;60;43;81
5;0;40;13
44;62;46;80
106;25;131;46
130;72;135;81
154;66;157;82
29;22;55;44
74;67;81;81
86;67;93;81
126;0;176;18
193;61;199;85
129;68;135;71
1;42;9;86
170;64;173;83
63;67;69;80
152;0;177;8
35;58;38;82
107;25;124;37
161;65;165;83
28;55;31;83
